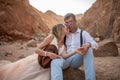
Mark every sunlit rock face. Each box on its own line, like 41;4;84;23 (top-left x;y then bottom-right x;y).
31;9;65;34
80;0;120;43
0;0;50;41
113;17;120;43
93;39;119;57
0;0;84;41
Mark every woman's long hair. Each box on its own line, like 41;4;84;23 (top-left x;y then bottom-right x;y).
52;24;64;39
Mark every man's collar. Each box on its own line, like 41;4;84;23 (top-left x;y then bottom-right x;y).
67;28;81;34
76;28;80;33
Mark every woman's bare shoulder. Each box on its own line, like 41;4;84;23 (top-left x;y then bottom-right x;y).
46;34;54;39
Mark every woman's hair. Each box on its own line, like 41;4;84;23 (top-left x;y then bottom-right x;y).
52;24;64;38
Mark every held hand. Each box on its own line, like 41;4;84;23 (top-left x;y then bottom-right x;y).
47;52;59;59
75;47;83;53
76;47;85;55
81;43;90;55
76;45;89;55
82;43;90;49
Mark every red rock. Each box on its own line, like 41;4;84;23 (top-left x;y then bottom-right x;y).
0;0;50;41
94;39;119;57
80;0;120;43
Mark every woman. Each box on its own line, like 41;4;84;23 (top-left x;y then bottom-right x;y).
35;24;79;60
0;24;80;80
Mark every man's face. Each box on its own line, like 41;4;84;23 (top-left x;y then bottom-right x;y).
64;17;76;32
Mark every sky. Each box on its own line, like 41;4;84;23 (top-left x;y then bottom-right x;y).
29;0;96;16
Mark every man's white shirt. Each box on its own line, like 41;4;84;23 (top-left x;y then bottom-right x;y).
66;28;98;53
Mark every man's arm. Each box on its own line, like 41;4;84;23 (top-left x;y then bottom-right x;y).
83;31;98;49
76;31;98;55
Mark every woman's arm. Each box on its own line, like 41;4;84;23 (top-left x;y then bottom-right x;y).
38;34;54;49
61;47;76;59
61;46;86;59
35;34;54;56
35;34;59;59
35;48;59;59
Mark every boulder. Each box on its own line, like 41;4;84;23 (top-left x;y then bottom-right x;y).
27;39;37;47
94;39;119;57
63;68;85;80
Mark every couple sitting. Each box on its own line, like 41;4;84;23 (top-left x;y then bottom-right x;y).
0;13;98;80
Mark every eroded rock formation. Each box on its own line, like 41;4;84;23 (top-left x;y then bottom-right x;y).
0;0;49;41
80;0;120;43
94;39;119;57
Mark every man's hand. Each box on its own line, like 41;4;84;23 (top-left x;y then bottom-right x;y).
76;43;91;55
76;47;86;55
76;47;84;55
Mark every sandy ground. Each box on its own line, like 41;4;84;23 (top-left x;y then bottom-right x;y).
0;41;37;62
0;41;120;80
95;57;120;80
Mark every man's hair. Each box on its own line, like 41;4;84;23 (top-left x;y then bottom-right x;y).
64;13;76;21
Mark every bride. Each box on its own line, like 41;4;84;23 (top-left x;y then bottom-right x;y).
0;24;80;80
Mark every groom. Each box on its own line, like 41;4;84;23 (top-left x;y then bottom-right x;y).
51;13;98;80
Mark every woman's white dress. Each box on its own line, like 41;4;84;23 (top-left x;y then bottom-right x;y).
0;37;64;80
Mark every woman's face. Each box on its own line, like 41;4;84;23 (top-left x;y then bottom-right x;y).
59;27;67;41
63;27;68;34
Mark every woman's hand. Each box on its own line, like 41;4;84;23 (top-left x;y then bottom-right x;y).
47;52;60;59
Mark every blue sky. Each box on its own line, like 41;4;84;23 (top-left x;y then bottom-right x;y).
29;0;96;16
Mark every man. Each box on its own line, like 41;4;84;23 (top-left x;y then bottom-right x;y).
51;13;98;80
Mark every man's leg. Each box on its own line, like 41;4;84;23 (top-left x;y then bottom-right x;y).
69;53;83;68
51;58;69;80
51;57;75;80
83;48;96;80
69;48;96;80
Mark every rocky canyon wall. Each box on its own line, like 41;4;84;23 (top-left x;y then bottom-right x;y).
0;0;50;41
80;0;120;43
